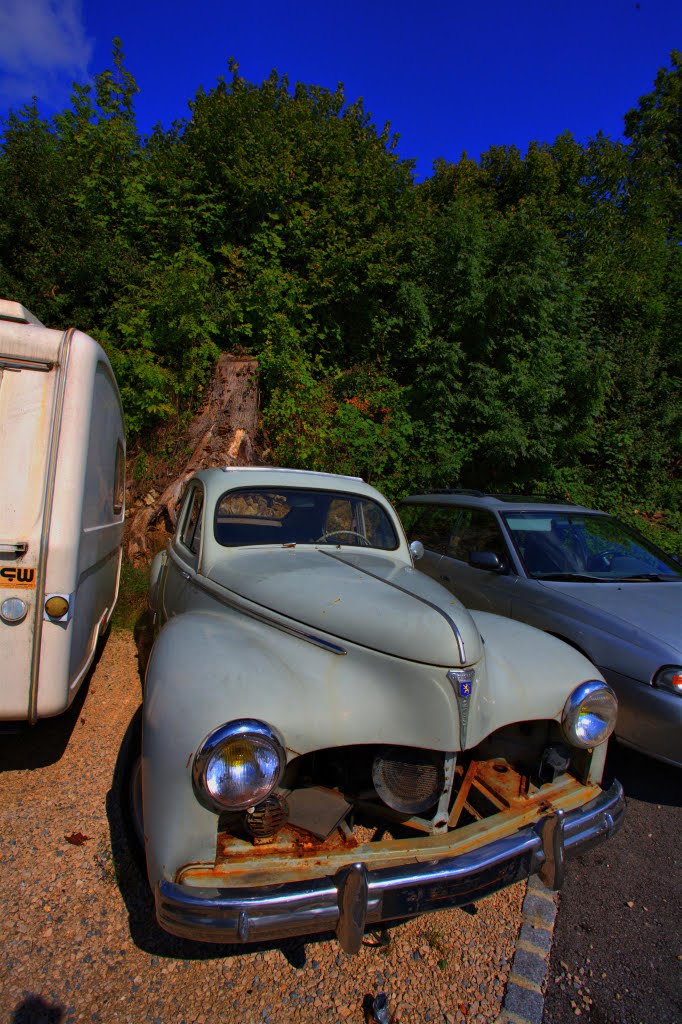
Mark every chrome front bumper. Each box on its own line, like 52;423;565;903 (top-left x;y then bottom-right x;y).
156;779;624;952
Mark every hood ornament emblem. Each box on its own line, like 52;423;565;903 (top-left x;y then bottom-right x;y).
448;669;475;748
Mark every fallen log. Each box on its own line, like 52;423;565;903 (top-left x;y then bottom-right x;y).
126;355;259;562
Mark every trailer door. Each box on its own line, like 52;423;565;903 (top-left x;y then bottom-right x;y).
0;353;59;719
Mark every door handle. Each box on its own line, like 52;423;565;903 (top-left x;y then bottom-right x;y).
180;570;191;581
0;542;28;555
439;573;450;582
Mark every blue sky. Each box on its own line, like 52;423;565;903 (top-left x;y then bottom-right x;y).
0;1;680;179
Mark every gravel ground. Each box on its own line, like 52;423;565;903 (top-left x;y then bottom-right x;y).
542;742;682;1024
0;630;526;1024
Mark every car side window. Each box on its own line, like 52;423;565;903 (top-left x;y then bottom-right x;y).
180;487;204;559
448;509;508;564
399;505;453;555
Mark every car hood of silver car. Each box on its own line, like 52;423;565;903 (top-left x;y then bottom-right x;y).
538;579;682;653
205;547;483;667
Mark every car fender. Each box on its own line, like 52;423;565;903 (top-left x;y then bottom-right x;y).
511;586;662;683
465;611;607;748
141;608;460;886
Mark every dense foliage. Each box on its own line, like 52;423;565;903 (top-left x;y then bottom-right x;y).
1;44;680;546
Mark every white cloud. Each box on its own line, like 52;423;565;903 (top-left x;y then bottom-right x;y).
0;0;93;109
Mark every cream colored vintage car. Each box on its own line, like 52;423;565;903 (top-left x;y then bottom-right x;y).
135;468;624;953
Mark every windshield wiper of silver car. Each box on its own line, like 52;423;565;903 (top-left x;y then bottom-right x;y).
534;573;611;582
611;573;672;582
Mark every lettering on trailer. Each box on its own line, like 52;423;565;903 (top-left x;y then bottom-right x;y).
0;566;36;588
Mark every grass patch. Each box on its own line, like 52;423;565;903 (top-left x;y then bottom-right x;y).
113;560;149;631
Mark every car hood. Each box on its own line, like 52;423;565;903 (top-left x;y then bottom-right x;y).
537;579;682;653
204;547;483;667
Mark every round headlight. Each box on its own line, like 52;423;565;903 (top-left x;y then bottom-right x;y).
1;597;28;623
562;680;618;748
192;720;285;812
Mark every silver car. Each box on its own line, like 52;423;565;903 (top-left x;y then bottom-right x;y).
398;491;682;767
131;469;624;953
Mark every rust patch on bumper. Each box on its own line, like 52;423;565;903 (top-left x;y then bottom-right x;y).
178;763;602;891
216;823;358;864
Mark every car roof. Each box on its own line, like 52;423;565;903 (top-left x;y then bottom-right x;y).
398;490;601;515
192;466;394;506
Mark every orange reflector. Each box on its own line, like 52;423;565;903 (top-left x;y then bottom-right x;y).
45;596;69;618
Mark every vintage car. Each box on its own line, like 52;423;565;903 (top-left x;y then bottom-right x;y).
135;467;624;954
398;490;682;768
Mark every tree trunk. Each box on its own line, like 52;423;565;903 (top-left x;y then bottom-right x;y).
126;355;259;562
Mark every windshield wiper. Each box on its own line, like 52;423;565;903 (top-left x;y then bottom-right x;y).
534;573;609;582
611;573;671;582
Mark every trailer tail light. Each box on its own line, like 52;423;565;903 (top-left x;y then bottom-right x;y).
45;596;69;619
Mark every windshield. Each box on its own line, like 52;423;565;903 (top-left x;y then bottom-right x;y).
214;487;399;550
503;512;681;580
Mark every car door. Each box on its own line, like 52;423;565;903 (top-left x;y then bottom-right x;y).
162;483;204;621
438;507;518;615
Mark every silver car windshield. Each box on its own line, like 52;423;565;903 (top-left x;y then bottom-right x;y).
503;512;682;581
214;487;399;549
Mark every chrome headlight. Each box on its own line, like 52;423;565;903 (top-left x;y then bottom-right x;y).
653;666;682;697
562;680;618;748
192;720;286;812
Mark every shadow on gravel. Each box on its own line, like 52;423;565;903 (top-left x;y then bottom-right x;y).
603;738;682;808
11;995;64;1023
106;708;350;967
0;633;110;773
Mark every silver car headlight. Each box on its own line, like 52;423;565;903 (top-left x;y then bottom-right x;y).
192;720;286;812
653;666;682;697
562;680;618;748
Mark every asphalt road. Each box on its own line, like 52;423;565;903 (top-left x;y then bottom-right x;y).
543;741;682;1024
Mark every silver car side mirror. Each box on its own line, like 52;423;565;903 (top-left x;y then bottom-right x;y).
409;540;424;562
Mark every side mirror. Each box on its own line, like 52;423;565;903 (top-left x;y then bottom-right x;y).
469;550;507;574
409;540;425;562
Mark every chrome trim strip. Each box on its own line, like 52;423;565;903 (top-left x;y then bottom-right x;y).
28;328;74;724
166;545;347;656
155;781;624;945
322;550;467;665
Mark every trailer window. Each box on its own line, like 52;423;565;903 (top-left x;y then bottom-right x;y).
113;441;125;516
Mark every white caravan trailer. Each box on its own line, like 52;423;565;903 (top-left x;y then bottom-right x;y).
0;300;125;722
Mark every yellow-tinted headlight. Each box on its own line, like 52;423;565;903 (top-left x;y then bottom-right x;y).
193;720;285;812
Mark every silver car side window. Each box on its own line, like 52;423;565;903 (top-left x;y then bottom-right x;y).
399;505;453;554
448;509;508;563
